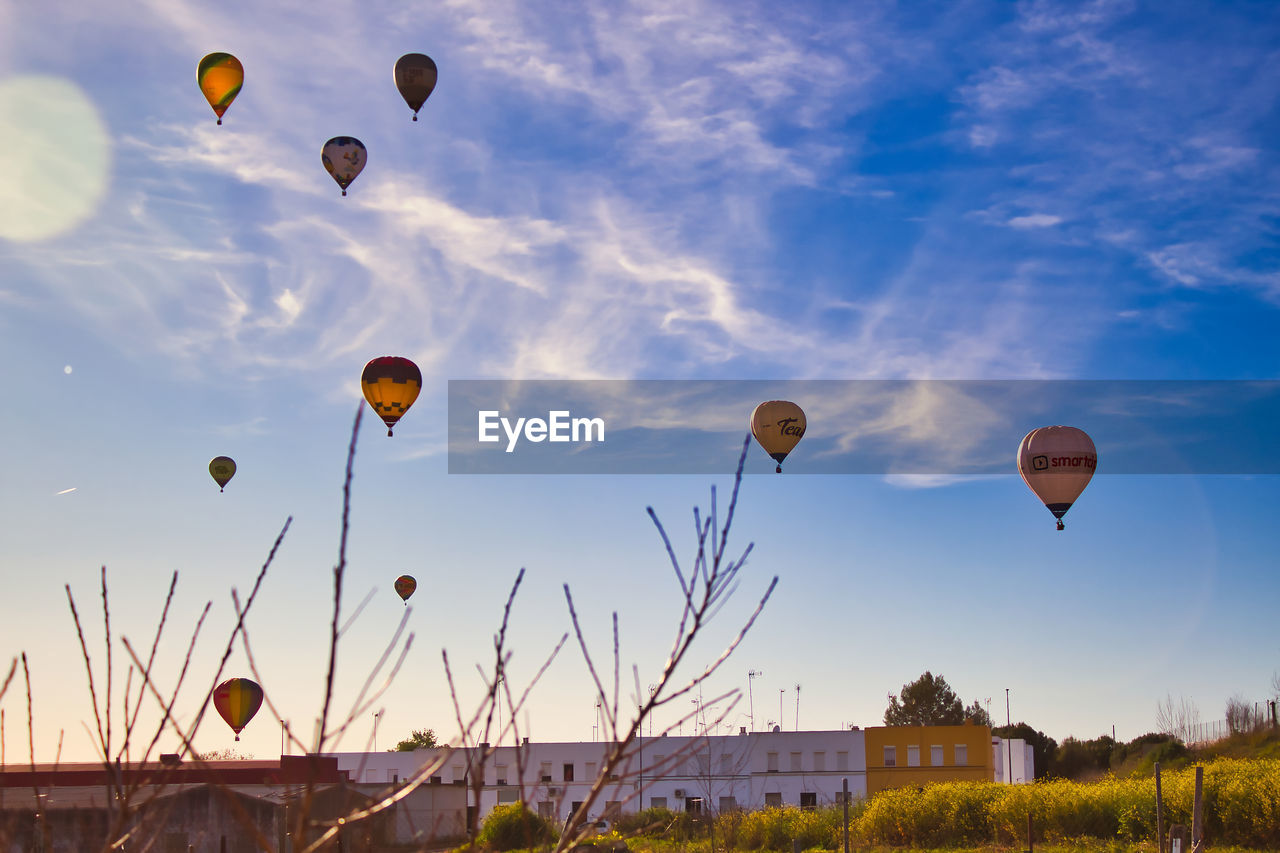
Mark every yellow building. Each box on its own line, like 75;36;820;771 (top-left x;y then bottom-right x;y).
864;724;993;795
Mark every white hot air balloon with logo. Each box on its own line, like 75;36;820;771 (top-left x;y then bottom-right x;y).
750;401;806;473
1017;426;1097;530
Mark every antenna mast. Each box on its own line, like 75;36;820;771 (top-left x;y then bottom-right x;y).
795;684;801;731
747;670;762;732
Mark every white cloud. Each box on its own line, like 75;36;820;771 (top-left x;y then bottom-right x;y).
1007;213;1062;229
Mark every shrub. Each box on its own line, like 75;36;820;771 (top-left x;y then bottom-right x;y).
477;802;557;851
614;807;677;837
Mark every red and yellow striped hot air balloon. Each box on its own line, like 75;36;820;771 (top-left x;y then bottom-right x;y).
394;574;417;604
213;677;263;741
197;53;243;125
361;357;422;436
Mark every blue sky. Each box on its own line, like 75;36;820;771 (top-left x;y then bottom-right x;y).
1;0;1278;763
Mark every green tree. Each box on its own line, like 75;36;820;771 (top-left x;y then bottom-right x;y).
390;728;439;752
884;671;964;725
964;699;992;727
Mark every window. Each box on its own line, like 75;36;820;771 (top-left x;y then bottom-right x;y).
687;797;704;814
764;792;783;808
650;797;668;809
586;761;597;779
452;765;464;783
835;790;854;805
538;802;555;819
719;754;732;774
931;745;943;766
540;762;552;782
907;745;920;767
800;792;817;810
604;801;621;817
836;751;849;772
954;744;968;766
883;746;896;767
563;763;575;782
497;787;518;804
790;751;802;772
767;751;779;772
813;751;826;772
496;762;507;785
719;796;738;812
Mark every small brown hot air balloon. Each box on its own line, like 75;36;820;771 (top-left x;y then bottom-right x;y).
750;401;806;473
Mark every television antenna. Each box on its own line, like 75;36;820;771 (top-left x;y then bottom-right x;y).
747;670;763;732
794;684;801;731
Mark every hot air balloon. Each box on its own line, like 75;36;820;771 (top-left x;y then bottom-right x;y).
212;677;263;741
361;356;422;436
322;137;366;196
197;53;243;125
394;53;438;121
750;401;806;473
209;456;236;492
1017;425;1097;531
394;574;417;603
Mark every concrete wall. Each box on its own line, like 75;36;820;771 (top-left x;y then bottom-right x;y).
330;728;868;824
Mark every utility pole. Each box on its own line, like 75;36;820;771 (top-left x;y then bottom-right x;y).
748;670;762;732
779;688;786;731
1005;688;1012;785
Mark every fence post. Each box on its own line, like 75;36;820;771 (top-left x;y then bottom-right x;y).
1191;766;1204;852
1155;762;1164;853
842;778;849;853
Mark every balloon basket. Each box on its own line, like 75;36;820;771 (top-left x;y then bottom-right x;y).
1057;520;1065;531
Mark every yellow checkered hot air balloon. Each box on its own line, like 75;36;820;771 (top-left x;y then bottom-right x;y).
213;677;263;741
197;53;243;125
361;356;422;436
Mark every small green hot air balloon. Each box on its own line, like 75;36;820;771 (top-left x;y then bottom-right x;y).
209;456;236;492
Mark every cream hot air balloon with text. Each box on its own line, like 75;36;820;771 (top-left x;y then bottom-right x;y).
1017;425;1097;530
750;400;806;473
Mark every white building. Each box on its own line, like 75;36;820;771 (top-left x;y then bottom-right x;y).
991;737;1035;784
330;727;867;824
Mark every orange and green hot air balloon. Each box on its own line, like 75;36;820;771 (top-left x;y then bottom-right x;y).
212;677;263;741
197;53;243;125
209;456;236;492
394;574;417;603
361;356;422;436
